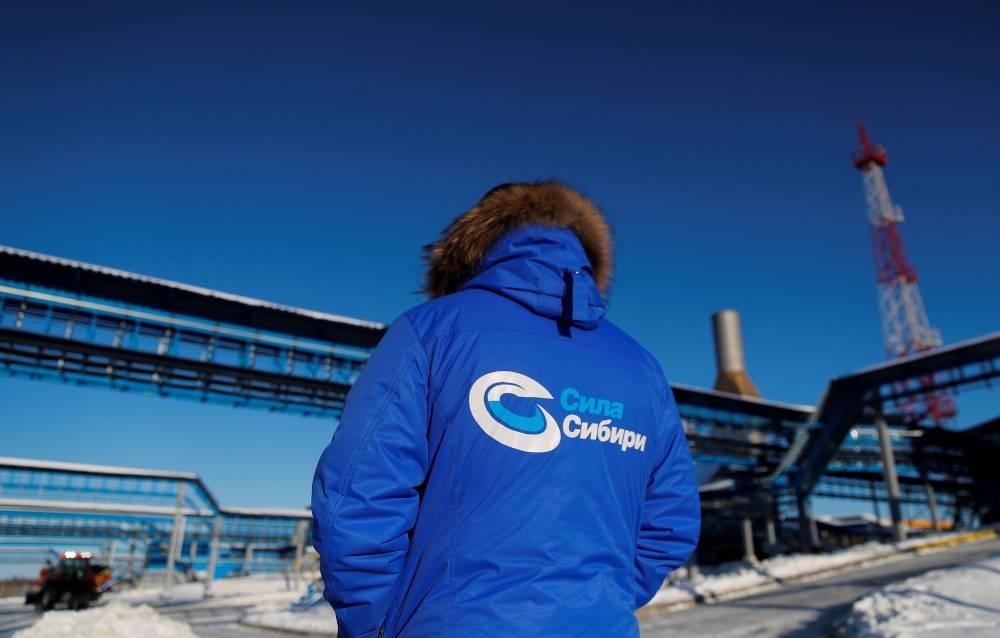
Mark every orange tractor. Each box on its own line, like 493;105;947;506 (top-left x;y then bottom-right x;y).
25;551;112;611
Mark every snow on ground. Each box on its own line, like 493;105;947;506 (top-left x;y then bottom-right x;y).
240;540;913;629
243;601;338;636
112;573;306;607
244;541;907;633
645;540;902;609
239;580;338;635
764;541;898;580
40;529;969;635
842;553;1000;637
12;602;196;637
233;530;992;630
9;576;309;637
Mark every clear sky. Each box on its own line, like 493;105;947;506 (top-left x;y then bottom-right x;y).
1;2;998;514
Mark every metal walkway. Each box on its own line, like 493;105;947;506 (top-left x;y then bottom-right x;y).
0;245;383;417
0;456;310;583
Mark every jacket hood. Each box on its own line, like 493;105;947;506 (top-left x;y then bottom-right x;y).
464;225;607;329
423;181;613;300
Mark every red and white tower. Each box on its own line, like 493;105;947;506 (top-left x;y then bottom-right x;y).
851;123;956;424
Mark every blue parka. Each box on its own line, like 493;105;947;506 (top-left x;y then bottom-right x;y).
312;224;700;637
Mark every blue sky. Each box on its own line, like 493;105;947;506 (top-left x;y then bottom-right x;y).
1;2;998;514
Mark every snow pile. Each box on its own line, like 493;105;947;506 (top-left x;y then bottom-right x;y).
243;602;338;635
241;580;338;635
115;573;306;607
842;554;1000;637
645;541;902;609
765;541;896;581
646;564;761;608
13;602;197;638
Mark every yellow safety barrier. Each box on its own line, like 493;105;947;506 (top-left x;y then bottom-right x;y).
904;527;999;552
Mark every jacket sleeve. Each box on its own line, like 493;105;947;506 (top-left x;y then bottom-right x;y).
311;315;429;638
634;386;701;609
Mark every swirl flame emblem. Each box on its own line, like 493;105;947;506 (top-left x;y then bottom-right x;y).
468;371;561;453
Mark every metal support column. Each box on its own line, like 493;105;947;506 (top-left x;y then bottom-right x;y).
870;480;881;522
797;494;820;551
126;540;136;579
292;521;307;590
875;410;906;542
924;482;941;533
162;482;186;599
204;516;222;598
741;517;756;563
245;543;255;576
687;551;700;581
810;514;819;549
765;516;777;550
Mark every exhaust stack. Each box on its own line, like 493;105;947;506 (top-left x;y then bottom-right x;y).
711;310;761;398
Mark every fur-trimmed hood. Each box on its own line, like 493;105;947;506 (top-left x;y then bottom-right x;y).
423;182;613;299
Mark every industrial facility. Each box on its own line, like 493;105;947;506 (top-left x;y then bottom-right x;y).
0;127;997;593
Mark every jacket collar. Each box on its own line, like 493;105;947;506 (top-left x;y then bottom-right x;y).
463;225;606;330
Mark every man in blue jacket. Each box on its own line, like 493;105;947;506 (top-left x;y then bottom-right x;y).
312;182;700;637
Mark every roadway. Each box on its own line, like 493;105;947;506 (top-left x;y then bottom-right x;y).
638;536;1000;637
153;599;283;638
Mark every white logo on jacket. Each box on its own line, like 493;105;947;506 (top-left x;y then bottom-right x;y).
468;371;561;453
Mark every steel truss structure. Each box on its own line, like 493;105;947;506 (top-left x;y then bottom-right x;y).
777;333;1000;550
0;457;310;583
673;384;811;489
0;246;383;417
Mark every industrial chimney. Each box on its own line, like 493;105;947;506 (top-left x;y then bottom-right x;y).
711;310;761;398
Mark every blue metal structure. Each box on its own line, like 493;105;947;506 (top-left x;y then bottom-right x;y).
0;246;384;417
786;333;1000;496
0;243;998;566
0;456;310;579
675;333;1000;558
